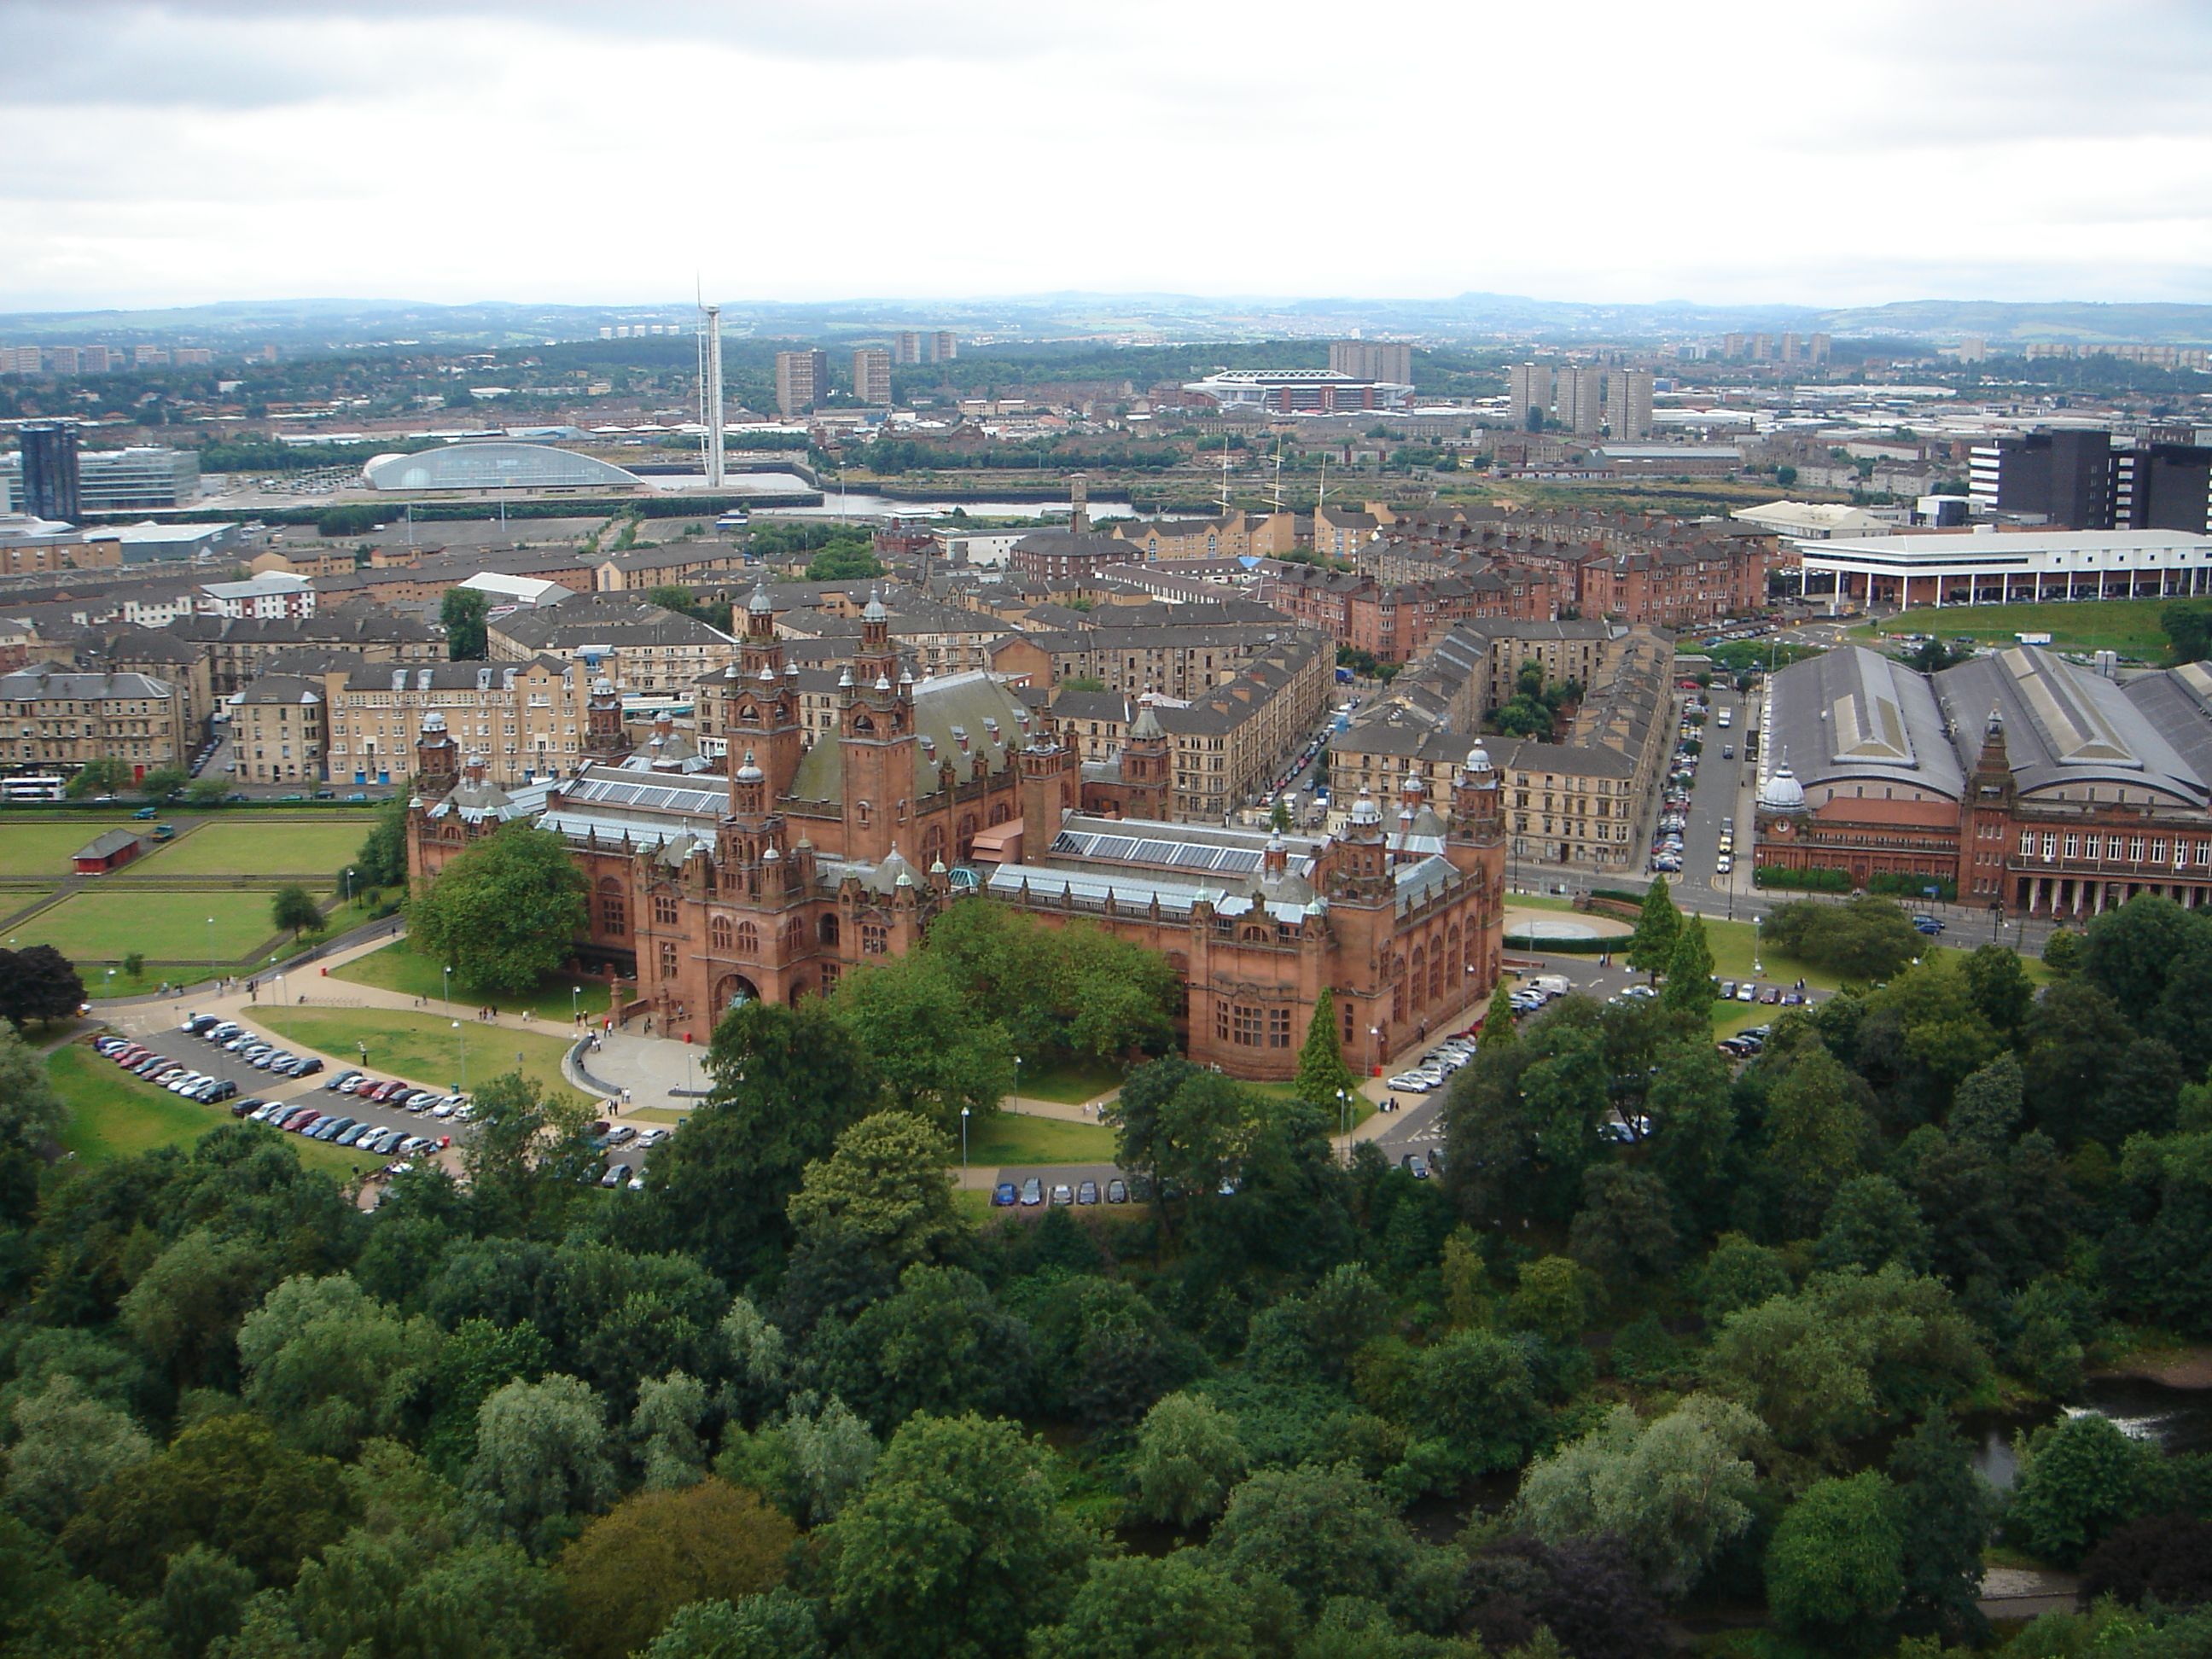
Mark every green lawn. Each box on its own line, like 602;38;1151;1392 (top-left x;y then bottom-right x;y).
256;1006;579;1102
968;1110;1119;1167
0;823;129;876
330;937;614;1021
1853;598;2175;661
1013;1057;1122;1105
137;820;371;876
10;889;319;966
49;1042;361;1181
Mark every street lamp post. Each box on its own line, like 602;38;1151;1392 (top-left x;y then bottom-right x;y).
344;867;355;910
206;916;216;982
1369;1025;1381;1080
1753;915;1763;977
1336;1087;1350;1166
443;963;453;1016
960;1105;969;1171
451;1020;467;1096
572;986;581;1024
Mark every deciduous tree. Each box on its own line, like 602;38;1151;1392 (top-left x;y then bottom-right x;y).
406;823;587;996
557;1480;795;1659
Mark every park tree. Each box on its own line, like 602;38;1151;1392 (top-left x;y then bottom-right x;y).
118;1228;281;1393
1766;1472;1906;1653
3;1375;154;1530
1477;984;1519;1051
1461;1533;1665;1659
406;822;587;996
1029;1553;1269;1659
811;1263;1035;1430
2080;1515;2212;1613
423;1318;550;1481
465;1373;620;1555
184;777;229;807
1205;1462;1415;1615
1627;878;1681;980
236;1273;443;1459
1644;1038;1738;1236
0;944;87;1029
1516;1394;1763;1598
832;952;1015;1132
1661;916;1715;1012
0;1022;67;1147
441;585;492;660
1760;896;1923;982
1569;1165;1681;1285
1404;1326;1545;1482
1693;1232;1794;1320
1129;1392;1249;1530
633;997;883;1281
64;756;132;799
271;884;324;941
156;1545;257;1659
1813;1173;1933;1274
60;1414;349;1595
2004;1410;2164;1568
823;1412;1096;1659
785;1110;964;1273
460;1071;602;1237
632;1370;711;1490
556;1480;795;1659
352;793;410;889
1888;1415;1999;1641
643;1590;824;1659
138;765;188;803
1759;1047;1873;1235
1295;987;1359;1109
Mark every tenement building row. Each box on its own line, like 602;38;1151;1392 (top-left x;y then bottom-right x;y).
1755;643;2212;915
407;593;1506;1078
1329;620;1675;870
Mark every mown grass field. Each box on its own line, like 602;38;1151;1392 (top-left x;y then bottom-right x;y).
1013;1057;1123;1105
1853;598;2175;661
138;820;370;876
257;1006;579;1101
0;823;127;876
49;1041;362;1180
968;1110;1119;1167
9;889;317;964
329;939;614;1021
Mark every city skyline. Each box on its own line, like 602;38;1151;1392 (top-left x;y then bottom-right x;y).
3;0;2209;312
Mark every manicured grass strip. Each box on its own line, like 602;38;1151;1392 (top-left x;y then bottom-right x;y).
1013;1057;1122;1105
10;889;318;965
257;1006;579;1102
48;1043;359;1180
329;938;614;1021
0;824;122;876
967;1111;1118;1167
1852;598;2174;661
137;821;370;875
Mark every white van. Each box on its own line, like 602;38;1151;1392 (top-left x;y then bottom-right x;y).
1530;974;1573;997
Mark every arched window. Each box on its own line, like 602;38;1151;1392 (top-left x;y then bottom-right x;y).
1241;923;1269;943
1410;946;1428;1008
597;877;626;936
921;824;946;868
1429;948;1443;1003
654;892;678;927
1447;922;1463;978
736;921;759;957
987;800;1011;826
958;813;978;860
709;915;733;952
818;913;840;946
782;918;805;956
658;941;678;980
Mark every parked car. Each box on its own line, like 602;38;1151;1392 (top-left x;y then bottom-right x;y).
1019;1179;1044;1207
992;1182;1018;1207
1077;1180;1099;1204
1735;982;1757;1002
1400;1153;1429;1179
1050;1183;1074;1206
1106;1178;1129;1203
1385;1070;1439;1092
601;1164;630;1189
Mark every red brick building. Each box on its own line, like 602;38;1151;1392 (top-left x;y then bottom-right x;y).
409;585;1507;1076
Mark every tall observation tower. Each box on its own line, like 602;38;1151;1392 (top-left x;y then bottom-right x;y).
697;302;726;489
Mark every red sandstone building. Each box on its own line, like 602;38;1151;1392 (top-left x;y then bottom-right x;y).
1755;644;2212;917
409;585;1507;1077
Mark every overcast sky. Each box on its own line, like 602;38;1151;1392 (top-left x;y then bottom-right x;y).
3;0;2209;315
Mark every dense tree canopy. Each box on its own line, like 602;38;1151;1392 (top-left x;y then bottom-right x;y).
406;823;589;995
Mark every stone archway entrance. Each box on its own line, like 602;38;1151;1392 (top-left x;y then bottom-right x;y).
715;973;760;1010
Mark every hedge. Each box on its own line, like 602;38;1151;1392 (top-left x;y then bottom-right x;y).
1867;871;1957;902
1502;934;1617;956
1754;865;1853;894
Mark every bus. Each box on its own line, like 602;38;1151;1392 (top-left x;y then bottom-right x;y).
0;775;66;801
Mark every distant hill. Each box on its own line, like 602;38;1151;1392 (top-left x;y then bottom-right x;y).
2;292;2207;351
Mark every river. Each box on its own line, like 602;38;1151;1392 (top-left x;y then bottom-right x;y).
652;470;1141;522
1970;1374;2212;1490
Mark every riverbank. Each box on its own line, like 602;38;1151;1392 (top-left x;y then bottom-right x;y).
2094;1342;2212;1389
